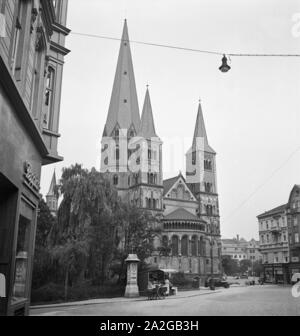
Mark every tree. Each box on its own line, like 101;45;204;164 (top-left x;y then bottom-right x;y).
32;199;56;289
253;260;264;277
240;259;252;274
109;204;161;285
51;238;89;300
222;255;239;276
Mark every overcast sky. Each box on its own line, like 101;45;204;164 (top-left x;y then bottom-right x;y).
41;0;300;241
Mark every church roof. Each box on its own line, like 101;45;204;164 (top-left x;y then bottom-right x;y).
47;171;57;196
138;88;158;138
103;20;141;136
192;102;216;154
164;208;202;222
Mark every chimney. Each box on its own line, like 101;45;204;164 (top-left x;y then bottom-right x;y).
237;235;240;242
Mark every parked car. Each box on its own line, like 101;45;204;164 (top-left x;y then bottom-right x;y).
240;274;248;279
205;277;230;289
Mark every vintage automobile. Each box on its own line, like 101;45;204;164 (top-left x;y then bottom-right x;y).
205;277;230;289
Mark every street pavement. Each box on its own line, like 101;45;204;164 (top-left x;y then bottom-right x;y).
30;285;300;316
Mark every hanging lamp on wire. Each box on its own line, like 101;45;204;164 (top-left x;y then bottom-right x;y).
219;54;231;73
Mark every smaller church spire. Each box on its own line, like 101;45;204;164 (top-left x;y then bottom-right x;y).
192;101;215;154
47;170;57;196
138;86;158;139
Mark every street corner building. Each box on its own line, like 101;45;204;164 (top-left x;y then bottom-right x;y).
0;0;70;316
257;185;300;284
100;21;222;284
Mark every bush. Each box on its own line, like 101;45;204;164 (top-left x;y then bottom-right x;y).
171;272;194;289
31;282;125;305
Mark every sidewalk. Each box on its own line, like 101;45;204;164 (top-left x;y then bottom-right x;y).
30;288;221;311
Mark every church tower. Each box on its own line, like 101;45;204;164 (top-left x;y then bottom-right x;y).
186;102;221;272
46;170;58;217
101;20;141;200
129;87;163;214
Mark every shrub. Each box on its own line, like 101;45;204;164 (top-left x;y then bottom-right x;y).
31;282;125;305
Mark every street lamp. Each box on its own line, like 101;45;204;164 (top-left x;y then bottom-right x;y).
219;55;231;73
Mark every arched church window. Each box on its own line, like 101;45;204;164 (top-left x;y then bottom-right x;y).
181;236;188;256
192;152;196;165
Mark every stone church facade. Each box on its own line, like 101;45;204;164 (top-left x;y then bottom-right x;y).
100;20;222;280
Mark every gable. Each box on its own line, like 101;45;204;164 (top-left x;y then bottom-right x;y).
164;175;196;202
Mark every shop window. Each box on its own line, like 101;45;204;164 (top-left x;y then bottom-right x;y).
12;200;34;305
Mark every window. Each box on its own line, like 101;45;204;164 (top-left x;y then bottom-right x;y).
115;148;120;161
12;200;35;304
295;233;299;244
192;152;196;165
43;67;55;129
10;1;23;77
113;175;118;186
294;218;298;227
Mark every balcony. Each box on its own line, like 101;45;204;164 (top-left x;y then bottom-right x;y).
270;226;280;234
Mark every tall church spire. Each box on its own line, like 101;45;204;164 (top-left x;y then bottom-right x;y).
192;101;215;154
103;20;140;137
138;87;158;138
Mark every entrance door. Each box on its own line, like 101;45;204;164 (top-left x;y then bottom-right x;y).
0;173;18;316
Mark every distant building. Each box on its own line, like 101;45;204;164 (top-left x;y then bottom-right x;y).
0;0;69;316
246;239;262;262
258;203;290;283
46;171;58;217
221;236;261;264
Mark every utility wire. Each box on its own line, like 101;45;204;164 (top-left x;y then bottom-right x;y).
222;145;300;224
71;31;300;57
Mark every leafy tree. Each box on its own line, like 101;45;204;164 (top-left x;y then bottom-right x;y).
48;164;161;293
240;259;252;274
252;260;264;276
51;238;89;300
221;255;239;276
32;199;56;289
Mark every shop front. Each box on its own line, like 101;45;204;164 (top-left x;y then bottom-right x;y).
0;81;44;316
263;264;289;284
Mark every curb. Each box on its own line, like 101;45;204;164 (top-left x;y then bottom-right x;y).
30;290;221;311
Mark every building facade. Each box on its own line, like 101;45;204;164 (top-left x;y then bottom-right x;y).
0;0;69;316
100;21;222;283
286;185;300;276
258;204;290;283
246;238;262;262
222;236;261;264
222;236;248;263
